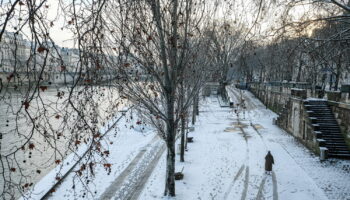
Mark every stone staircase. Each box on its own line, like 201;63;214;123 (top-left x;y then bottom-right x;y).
305;100;350;159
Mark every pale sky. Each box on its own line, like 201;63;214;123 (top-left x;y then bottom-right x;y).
2;0;329;48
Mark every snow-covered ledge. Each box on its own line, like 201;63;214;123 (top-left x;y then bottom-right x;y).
319;147;328;161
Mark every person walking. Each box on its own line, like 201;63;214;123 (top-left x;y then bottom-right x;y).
265;151;274;175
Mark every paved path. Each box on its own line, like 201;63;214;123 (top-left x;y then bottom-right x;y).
99;136;165;200
228;87;350;200
133;89;350;200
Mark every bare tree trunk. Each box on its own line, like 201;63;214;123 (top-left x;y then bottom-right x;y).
180;113;185;162
296;54;303;82
196;93;199;116
164;142;176;196
164;95;176;196
179;80;185;162
192;97;196;125
335;56;341;91
185;116;189;150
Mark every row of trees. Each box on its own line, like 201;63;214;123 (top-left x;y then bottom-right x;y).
5;0;349;198
234;0;350;92
0;0;256;198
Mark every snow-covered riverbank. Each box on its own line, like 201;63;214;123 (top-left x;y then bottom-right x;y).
30;88;350;200
140;88;350;200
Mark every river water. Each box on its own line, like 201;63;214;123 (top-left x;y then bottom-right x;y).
0;86;122;199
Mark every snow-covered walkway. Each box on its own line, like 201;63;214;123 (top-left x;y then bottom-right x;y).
140;87;350;200
34;87;350;200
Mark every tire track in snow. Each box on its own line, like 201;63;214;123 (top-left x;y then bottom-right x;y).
231;87;277;200
231;86;281;200
250;123;268;151
241;166;250;200
247;108;281;200
127;144;166;200
256;175;267;200
272;171;278;200
223;164;245;200
224;117;250;200
249;125;271;200
248;111;280;200
227;90;273;200
99;136;160;200
237;119;251;200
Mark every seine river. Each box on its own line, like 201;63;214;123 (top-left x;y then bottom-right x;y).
0;86;122;199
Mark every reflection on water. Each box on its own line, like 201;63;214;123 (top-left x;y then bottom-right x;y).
0;86;122;199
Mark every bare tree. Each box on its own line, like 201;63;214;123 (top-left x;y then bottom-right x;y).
204;21;244;98
101;0;211;196
0;1;124;199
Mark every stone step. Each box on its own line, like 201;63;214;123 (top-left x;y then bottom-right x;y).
307;105;329;107
320;129;341;132
307;106;330;108
320;130;341;133
323;137;344;140
323;136;343;140
323;136;345;140
319;130;341;133
321;130;342;133
316;121;338;124
326;139;345;141
314;119;338;122
324;140;346;144
306;101;328;105
317;123;339;126
310;114;333;116
309;111;332;113
322;136;343;139
314;117;336;119
312;118;336;121
308;107;329;109
326;146;349;150
319;127;340;129
315;119;337;122
328;153;350;159
306;107;332;111
325;145;349;149
328;149;350;153
304;101;350;160
325;141;347;145
321;132;342;135
326;147;349;150
325;142;348;146
319;128;341;131
319;125;340;128
311;114;333;116
309;111;332;114
311;117;335;120
305;104;329;106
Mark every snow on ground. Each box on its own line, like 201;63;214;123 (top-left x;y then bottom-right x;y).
25;109;159;200
229;87;350;200
33;87;350;200
140;87;350;200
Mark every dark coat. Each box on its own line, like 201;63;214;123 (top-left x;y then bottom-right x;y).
265;153;274;171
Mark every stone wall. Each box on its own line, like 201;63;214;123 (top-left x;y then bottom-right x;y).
248;82;350;155
328;101;350;146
